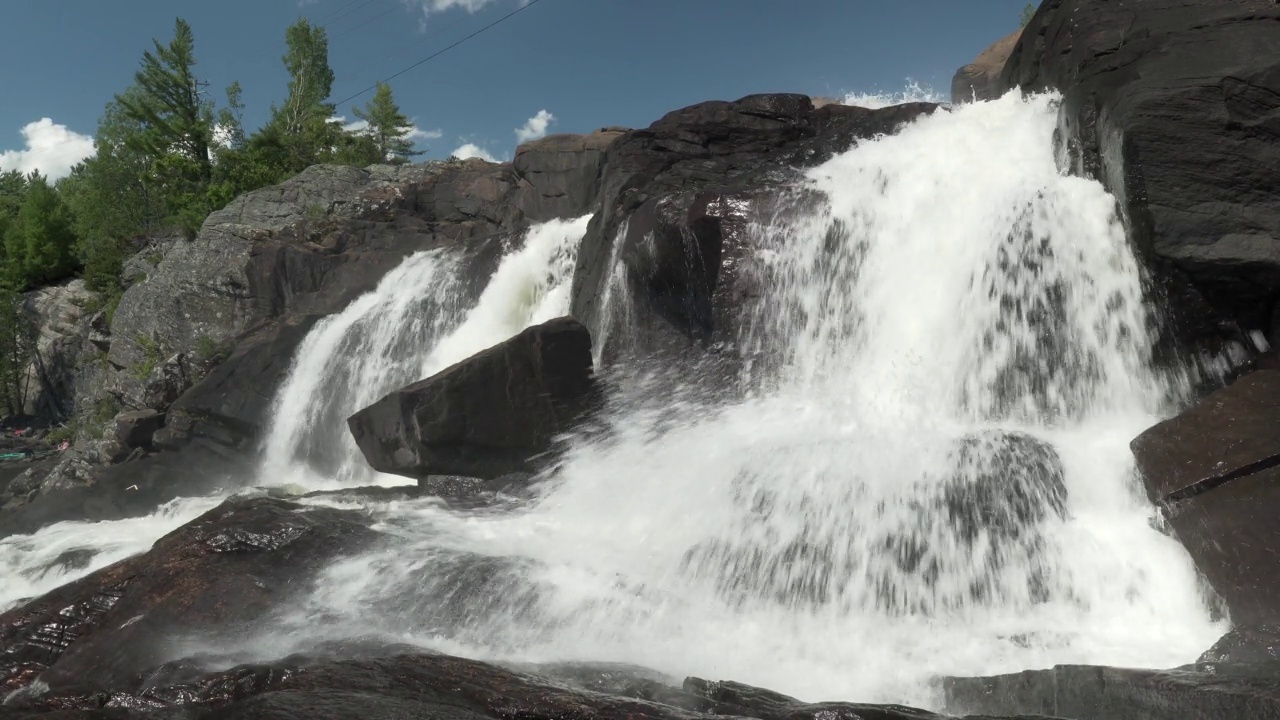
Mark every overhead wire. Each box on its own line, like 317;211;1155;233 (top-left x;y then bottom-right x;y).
330;0;545;108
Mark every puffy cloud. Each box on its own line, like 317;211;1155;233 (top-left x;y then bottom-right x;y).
450;143;497;162
514;109;555;143
0;118;95;181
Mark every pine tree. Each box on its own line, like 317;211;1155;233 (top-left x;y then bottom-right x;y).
117;17;213;182
10;172;77;287
353;82;424;162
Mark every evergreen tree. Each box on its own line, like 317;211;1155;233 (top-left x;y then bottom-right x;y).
352;82;424;162
60;89;165;293
117;18;214;183
0;170;25;219
9;172;77;287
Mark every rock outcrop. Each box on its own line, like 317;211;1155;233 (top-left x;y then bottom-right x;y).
570;94;938;369
999;0;1280;352
1131;369;1280;633
951;29;1022;104
348;317;599;480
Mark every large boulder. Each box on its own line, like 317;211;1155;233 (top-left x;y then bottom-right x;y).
571;94;938;368
999;0;1280;350
348;317;600;480
1131;369;1280;630
951;29;1022;104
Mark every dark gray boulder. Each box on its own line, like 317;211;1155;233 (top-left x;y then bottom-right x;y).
571;94;938;370
999;0;1280;351
1132;369;1280;630
114;409;165;450
348;317;599;480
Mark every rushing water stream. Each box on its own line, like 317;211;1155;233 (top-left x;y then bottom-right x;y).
0;92;1224;709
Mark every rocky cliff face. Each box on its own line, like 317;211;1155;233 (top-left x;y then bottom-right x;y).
0;133;619;530
997;0;1280;355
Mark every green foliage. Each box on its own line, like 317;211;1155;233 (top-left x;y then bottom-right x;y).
0;14;418;321
0;289;38;418
1020;3;1036;26
195;334;229;364
2;173;77;289
47;420;78;444
117;18;213;184
131;333;162;380
353;82;425;163
87;394;121;438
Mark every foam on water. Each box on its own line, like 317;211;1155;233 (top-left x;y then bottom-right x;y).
0;496;221;612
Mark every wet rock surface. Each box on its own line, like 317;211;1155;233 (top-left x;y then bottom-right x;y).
0;496;380;695
348;317;600;480
0;650;1053;720
943;664;1280;720
1131;369;1280;630
570;93;938;369
1000;0;1280;351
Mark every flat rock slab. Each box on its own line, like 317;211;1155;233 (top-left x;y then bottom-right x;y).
5;651;1056;720
944;664;1280;719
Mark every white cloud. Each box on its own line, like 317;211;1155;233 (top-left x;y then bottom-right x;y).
406;126;443;141
514;109;555;143
0;118;95;181
403;0;528;24
331;115;443;141
450;143;497;162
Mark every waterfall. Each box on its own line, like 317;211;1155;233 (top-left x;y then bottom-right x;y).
257;215;591;489
256;92;1220;706
0;92;1223;710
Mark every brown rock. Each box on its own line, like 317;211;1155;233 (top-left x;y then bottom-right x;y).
951;29;1022;104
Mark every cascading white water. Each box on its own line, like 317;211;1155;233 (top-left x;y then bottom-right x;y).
237;92;1221;707
257;215;591;489
0;496;221;612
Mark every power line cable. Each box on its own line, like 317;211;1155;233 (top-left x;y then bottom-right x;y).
323;0;381;29
315;0;365;23
340;11;472;79
330;0;545;108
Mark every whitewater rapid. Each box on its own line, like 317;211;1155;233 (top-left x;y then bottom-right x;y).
0;91;1224;709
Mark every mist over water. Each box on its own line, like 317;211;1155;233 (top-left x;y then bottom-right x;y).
0;92;1223;708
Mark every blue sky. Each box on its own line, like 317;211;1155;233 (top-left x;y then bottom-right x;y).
0;0;1028;178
